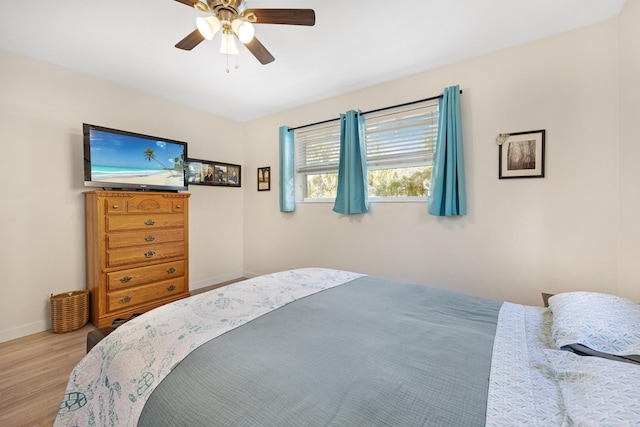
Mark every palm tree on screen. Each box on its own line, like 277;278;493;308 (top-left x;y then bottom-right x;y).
143;148;178;176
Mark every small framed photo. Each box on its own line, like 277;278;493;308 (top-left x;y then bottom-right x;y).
186;158;241;187
257;167;270;191
213;164;228;184
226;165;241;186
498;130;545;179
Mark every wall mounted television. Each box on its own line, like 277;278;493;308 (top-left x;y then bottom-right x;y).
83;123;188;192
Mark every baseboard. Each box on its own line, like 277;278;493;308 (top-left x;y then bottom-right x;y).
190;271;246;291
241;270;262;279
0;319;50;344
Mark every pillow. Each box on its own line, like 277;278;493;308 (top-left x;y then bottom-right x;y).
548;291;640;357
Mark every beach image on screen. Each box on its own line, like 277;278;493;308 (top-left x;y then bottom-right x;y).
90;129;185;188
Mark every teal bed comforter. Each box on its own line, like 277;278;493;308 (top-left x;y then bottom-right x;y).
139;275;502;426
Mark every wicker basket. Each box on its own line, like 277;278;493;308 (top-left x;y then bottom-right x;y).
50;290;89;333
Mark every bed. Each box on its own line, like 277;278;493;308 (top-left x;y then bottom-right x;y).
54;268;640;426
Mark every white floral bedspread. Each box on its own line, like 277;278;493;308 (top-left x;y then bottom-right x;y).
487;302;640;426
54;268;364;427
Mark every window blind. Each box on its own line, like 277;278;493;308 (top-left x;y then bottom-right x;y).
295;99;440;187
364;101;439;168
295;120;341;173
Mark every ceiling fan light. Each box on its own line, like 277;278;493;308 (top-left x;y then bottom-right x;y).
220;32;239;55
231;19;255;44
196;16;221;40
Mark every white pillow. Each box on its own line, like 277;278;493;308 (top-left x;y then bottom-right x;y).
548;291;640;356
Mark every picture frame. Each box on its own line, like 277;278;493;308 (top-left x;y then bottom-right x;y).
186;158;241;187
257;167;270;191
498;130;545;179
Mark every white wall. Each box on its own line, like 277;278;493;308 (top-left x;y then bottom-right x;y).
0;51;244;343
243;19;624;306
617;0;640;300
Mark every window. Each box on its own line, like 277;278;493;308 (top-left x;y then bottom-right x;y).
365;101;438;199
295;120;341;200
294;100;439;201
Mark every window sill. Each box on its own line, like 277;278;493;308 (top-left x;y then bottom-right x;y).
299;197;427;204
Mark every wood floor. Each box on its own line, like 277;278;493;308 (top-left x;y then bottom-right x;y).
0;279;243;427
0;324;94;427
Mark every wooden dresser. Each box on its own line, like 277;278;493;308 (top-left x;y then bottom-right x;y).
85;191;190;328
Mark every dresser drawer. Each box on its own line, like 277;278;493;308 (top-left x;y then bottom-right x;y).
106;242;185;268
107;229;184;249
106;214;184;232
107;260;185;291
107;278;186;313
126;195;174;214
104;195;186;215
170;199;186;213
105;197;129;214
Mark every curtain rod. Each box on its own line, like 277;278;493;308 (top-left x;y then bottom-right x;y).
288;90;462;132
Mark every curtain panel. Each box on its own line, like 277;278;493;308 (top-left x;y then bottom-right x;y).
279;126;295;212
333;110;369;215
427;85;467;216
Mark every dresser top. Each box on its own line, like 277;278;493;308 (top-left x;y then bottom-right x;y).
85;190;190;198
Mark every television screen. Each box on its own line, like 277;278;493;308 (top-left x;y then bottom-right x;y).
83;123;188;192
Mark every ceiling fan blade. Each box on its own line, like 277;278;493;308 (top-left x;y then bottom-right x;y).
174;0;199;7
244;37;275;65
244;9;315;26
175;29;205;50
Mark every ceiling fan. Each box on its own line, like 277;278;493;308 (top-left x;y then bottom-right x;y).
174;0;315;66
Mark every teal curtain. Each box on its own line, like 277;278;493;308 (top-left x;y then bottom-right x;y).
333;110;369;215
427;85;467;216
279;126;295;212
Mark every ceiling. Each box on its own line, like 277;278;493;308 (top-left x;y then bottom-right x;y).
0;0;627;122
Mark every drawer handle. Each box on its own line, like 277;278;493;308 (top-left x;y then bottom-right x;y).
144;251;156;258
167;267;176;274
120;276;133;283
120;295;132;304
167;285;176;292
176;204;181;209
145;219;155;226
112;204;119;209
144;235;156;242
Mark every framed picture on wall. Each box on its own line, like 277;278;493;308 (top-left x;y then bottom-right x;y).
226;164;241;186
498;130;545;179
257;167;270;191
186;158;241;187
